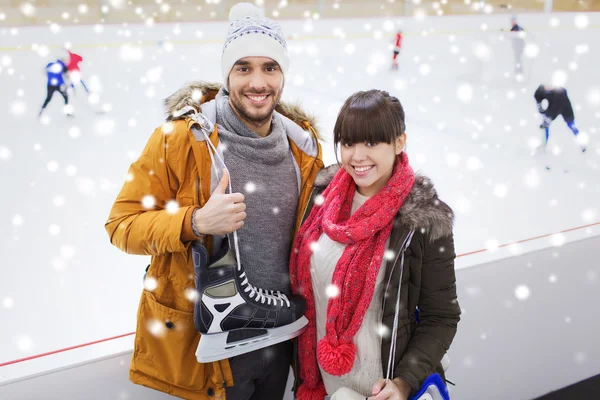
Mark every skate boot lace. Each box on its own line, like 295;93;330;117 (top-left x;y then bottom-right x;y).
200;124;291;309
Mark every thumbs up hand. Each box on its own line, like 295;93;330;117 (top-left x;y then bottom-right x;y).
193;169;247;235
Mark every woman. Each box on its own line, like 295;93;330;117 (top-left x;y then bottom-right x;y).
290;90;461;400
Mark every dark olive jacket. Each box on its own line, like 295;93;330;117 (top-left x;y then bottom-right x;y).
298;165;461;395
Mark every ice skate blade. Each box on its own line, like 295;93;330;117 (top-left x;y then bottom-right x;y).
195;316;308;363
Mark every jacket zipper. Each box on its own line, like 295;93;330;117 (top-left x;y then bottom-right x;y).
381;231;411;314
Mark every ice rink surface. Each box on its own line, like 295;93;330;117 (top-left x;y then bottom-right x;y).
1;13;599;363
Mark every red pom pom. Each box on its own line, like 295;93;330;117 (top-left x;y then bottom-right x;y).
297;382;327;400
317;338;356;376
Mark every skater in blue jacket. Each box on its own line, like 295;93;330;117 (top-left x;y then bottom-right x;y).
39;58;72;117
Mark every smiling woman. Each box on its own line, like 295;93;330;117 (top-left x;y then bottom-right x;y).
290;89;459;400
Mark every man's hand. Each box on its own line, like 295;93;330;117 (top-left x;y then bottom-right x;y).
367;377;411;400
193;169;246;235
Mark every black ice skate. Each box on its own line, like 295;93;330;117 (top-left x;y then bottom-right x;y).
193;239;308;363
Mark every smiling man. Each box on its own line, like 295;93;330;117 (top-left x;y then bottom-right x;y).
105;2;323;400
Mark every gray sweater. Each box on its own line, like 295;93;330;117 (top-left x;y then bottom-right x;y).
215;96;299;295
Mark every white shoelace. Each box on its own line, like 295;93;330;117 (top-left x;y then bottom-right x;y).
384;230;415;382
199;121;291;308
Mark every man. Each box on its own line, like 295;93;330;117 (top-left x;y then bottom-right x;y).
391;30;403;70
105;3;322;399
534;84;585;153
39;58;72;117
65;49;90;94
509;16;525;74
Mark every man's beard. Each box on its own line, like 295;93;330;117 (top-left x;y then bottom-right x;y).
230;90;281;128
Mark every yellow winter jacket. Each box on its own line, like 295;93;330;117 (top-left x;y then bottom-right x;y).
105;82;323;399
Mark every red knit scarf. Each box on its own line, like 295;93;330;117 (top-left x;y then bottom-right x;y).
290;153;415;400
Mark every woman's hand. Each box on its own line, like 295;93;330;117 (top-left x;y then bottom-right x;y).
367;377;411;400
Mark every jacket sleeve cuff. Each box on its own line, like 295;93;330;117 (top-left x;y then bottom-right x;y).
180;206;202;243
394;371;419;395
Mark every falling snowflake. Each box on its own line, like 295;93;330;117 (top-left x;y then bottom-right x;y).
20;3;36;17
325;284;340;298
53;195;65;207
344;43;356;55
514;284;530;301
147;319;166;338
47;160;59;172
581;208;597;223
454;196;471;214
574;14;589;29
144;276;158;291
245;182;257;193
61;245;75;259
466;156;482;171
523;169;540;188
65;165;77;176
146;66;163;83
493;184;508;198
53;258;66;271
11;101;26;115
68;126;81;139
11;214;23;227
142;195;156;209
162;122;174;134
552;70;568;86
446;153;460;167
587;89;600;107
166;200;179;214
120;44;143;62
0;146;12;161
309;241;320;253
376;323;390;339
550;233;566;247
49;224;61;236
419;63;431;76
184;288;199;302
485;239;499;252
462;355;475;368
473;42;491;60
95;119;115;136
17;336;34;352
456;84;473;103
574;352;587;364
548;274;558;283
2;297;14;309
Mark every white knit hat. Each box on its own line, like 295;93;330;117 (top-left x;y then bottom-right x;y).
221;3;289;91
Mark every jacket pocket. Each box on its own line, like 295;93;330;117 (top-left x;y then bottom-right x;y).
133;290;208;390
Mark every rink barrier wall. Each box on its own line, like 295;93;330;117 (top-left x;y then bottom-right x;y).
1;219;599;378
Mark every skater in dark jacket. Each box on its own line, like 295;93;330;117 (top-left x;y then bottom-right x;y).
534;84;585;152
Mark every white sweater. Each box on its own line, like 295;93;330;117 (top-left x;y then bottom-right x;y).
310;190;388;397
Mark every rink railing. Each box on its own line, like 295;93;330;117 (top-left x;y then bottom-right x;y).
1;219;599;370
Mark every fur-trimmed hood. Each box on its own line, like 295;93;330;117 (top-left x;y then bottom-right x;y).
313;164;454;241
163;81;319;137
